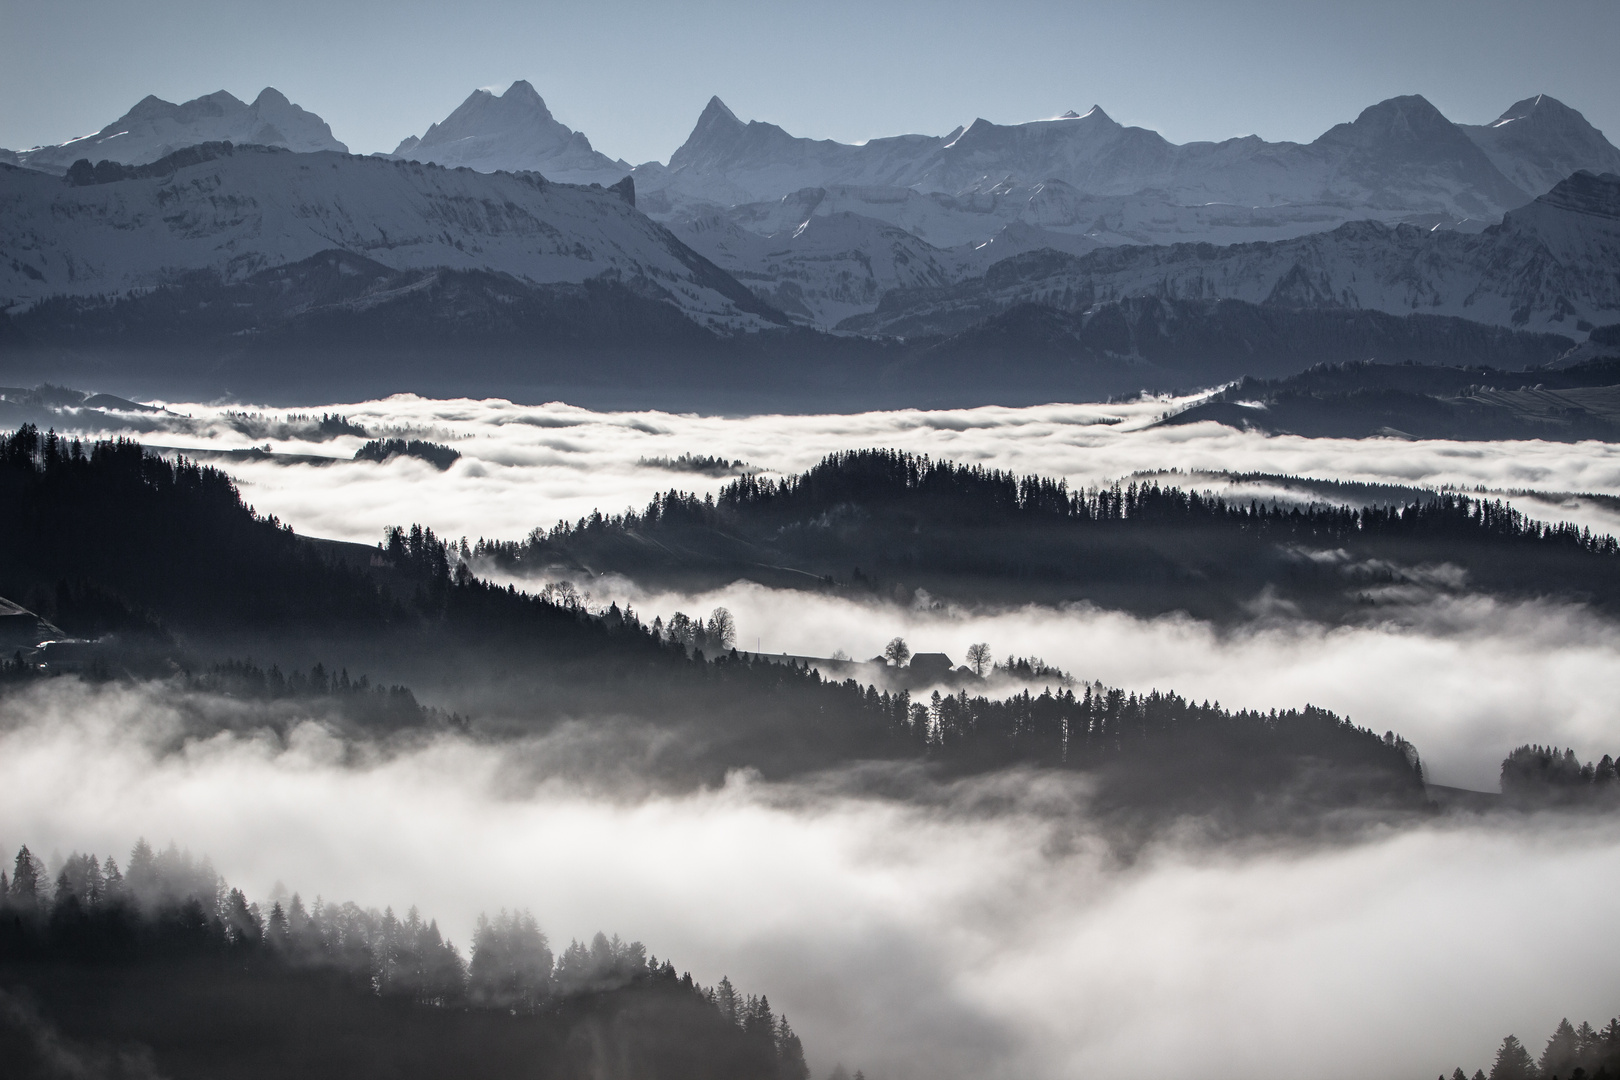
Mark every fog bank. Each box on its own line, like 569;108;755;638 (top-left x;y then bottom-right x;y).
485;574;1620;791
3;679;1619;1080
85;394;1620;545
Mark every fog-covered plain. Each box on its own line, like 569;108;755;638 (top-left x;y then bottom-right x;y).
102;393;1620;544
18;393;1620;1078
4;678;1619;1080
79;392;1620;788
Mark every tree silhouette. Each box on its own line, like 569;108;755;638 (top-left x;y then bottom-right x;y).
965;643;992;676
707;607;737;651
1490;1036;1539;1080
883;637;911;666
1541;1019;1580;1079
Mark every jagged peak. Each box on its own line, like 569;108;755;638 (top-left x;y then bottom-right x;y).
698;96;742;127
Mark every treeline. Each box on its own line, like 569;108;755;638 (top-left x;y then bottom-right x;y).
638;453;750;477
355;438;461;469
1500;745;1620;806
0;425;1434;816
190;659;463;730
1;842;809;1080
465;449;1620;625
0;423;398;633
1454;1016;1620;1080
480;449;1619;562
0;654;457;731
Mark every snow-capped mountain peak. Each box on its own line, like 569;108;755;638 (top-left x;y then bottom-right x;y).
1462;94;1620;200
14;87;346;172
0;143;780;334
389;80;630;186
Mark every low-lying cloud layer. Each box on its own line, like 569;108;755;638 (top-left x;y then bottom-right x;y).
3;679;1618;1080
51;393;1620;787
495;574;1620;791
79;394;1620;545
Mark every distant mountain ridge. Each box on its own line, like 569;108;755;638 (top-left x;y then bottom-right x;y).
0;86;1613;408
843;171;1620;339
641;92;1620;218
0;142;779;332
632;92;1620;326
11;87;346;172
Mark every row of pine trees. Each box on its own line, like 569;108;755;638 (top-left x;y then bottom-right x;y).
1456;1017;1620;1080
1;843;810;1080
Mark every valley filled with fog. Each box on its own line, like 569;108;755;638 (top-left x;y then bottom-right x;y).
110;392;1620;787
6;677;1620;1080
6;392;1620;1080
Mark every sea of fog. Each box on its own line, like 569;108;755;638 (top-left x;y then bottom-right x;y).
9;393;1620;1080
4;679;1619;1080
95;392;1620;789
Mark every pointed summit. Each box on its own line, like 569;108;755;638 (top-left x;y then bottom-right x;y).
669;96;760;172
700;96;741;126
391;79;628;184
1463;94;1620;198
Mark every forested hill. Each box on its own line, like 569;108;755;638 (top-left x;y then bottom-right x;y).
1161;355;1620;440
481;449;1620;622
0;842;808;1080
0;424;1431;823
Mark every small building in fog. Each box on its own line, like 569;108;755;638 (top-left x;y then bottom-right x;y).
908;653;955;683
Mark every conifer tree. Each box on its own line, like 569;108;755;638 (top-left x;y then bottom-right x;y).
1490;1035;1540;1080
1541;1018;1581;1078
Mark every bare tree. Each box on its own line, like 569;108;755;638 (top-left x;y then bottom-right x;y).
965;642;992;676
883;637;911;666
706;607;737;650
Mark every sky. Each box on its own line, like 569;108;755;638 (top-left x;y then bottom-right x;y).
2;0;1618;165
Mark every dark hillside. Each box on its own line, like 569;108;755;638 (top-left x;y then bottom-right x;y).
1161;357;1620;439
483;449;1620;623
0;426;1430;823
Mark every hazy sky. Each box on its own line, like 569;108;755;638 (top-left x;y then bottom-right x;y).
3;0;1618;166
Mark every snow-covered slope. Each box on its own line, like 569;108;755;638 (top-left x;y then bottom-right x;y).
0;144;777;332
1462;95;1620;203
16;88;346;172
390;81;630;186
671;207;974;325
844;171;1620;339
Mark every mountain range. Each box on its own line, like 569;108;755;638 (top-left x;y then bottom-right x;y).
2;82;1618;407
843;170;1620;339
643;94;1620;325
9;88;346;172
0;142;771;332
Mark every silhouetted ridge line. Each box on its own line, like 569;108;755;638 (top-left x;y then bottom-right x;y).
490;449;1618;553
